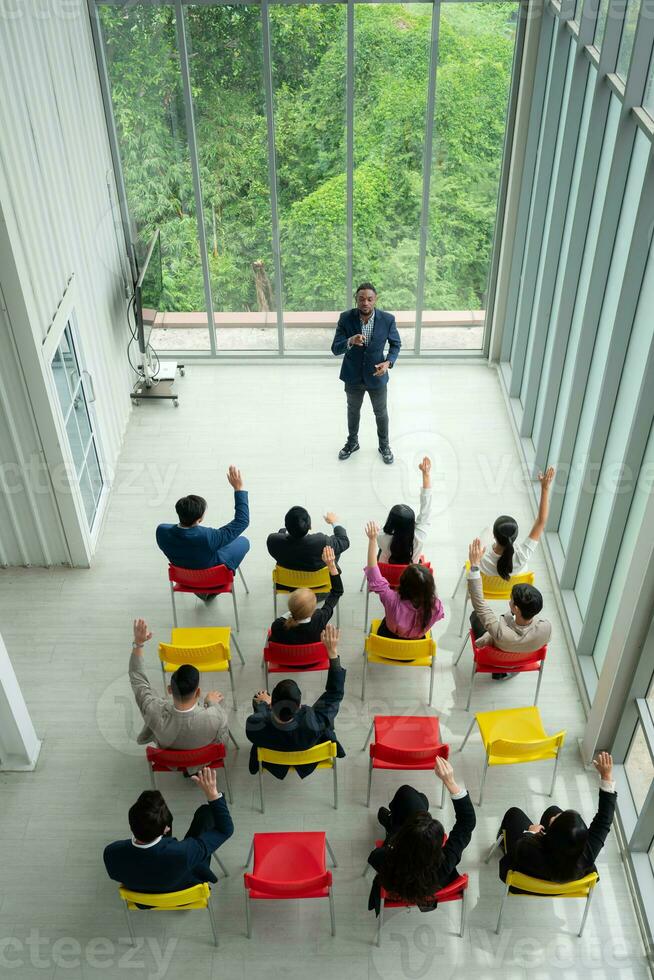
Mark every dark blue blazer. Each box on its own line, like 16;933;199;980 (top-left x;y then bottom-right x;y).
103;797;233;894
331;308;401;389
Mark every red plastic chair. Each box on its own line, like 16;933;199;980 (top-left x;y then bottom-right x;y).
168;563;245;633
363;715;450;808
243;832;337;937
262;640;330;688
461;630;548;712
145;742;234;804
362;558;433;630
376;873;469;945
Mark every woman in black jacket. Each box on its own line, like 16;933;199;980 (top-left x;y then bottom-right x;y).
269;546;343;646
367;758;476;914
496;751;616;884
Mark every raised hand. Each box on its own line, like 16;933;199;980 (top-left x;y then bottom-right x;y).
321;623;340;659
468;538;486;568
418;456;431;476
538;466;555;492
593;751;613;782
227;465;243;491
365;521;380;540
434;756;460;795
133;618;152;646
322;545;337;570
204;691;224;706
191;766;220;801
324;512;338;526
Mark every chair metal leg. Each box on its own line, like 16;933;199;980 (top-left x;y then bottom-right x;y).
222;760;233;804
231;584;240;632
360;571;367;593
550;746;561;796
440;778;445;809
258;765;265;814
228;729;240;750
147;759;156;789
212;852;229;878
170;582;178;628
534;663;544;706
328;886;336;937
578;886;594;938
232;635;245;665
238;566;250;594
244;840;254;869
478;754;489;806
362;720;374;751
364;586;370;632
465;663;476;712
161;661;167;694
333;759;338;810
459;716;477;752
245;891;252;938
484;835;502;864
451;564;466;600
454;631;469;666
228;663;237;710
459;594;469;636
459;887;467;938
361;652;368;701
336;604;340;628
429;657;435;706
123;904;135;945
495;883;510;934
366;757;373;807
207;900;219;946
273;585;277;618
376;897;385;947
326;837;338;868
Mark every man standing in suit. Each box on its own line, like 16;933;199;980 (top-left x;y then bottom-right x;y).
331;282;401;464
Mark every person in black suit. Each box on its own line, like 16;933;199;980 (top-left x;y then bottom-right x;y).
246;624;345;779
266;506;350;574
367;758;476;914
496;751;616;885
332;282;401;465
270;546;343;646
103;768;233;895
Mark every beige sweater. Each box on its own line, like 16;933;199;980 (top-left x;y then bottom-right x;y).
129;651;229;748
467;573;551;660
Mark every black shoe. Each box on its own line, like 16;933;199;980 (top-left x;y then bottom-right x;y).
491;672;517;681
338;441;360;460
378;445;394;465
377;806;392;832
195;593;217;602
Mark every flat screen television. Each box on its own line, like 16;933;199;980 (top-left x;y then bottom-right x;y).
134;230;163;356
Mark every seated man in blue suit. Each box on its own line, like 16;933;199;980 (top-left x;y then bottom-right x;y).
104;767;233;894
331;282;401;464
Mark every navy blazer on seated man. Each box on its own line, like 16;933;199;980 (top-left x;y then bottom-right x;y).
103;796;233;894
331;307;401;389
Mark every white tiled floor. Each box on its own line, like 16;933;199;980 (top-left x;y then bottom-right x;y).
0;362;648;979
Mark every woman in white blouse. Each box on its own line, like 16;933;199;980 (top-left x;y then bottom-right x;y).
377;457;432;565
479;467;555;580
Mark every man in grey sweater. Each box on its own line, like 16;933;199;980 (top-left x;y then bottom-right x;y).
129;618;229;748
466;538;551;680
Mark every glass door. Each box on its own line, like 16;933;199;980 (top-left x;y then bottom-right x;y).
50;324;104;529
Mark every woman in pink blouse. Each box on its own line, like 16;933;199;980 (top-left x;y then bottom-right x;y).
364;522;444;639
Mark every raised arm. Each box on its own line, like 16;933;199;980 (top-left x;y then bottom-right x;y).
128;618;163;722
314;547;344;627
208;466;249;550
324;512;350;556
435;758;476;869
527;467;555;542
310;625;346;729
182;768;234;868
415;457;433;545
366;521;380;570
585;752;617;864
467;538;501;640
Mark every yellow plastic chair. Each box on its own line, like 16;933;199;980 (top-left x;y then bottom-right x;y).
453;560;536;642
496;869;599;937
272;565;340;627
118;882;218;946
458;706;565;805
362;619;437;705
256;740;338;813
159;626;244;710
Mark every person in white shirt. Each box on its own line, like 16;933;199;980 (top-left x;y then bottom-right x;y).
377;456;432;564
479;467;555;580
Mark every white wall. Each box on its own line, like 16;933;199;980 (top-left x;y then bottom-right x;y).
0;0;133;566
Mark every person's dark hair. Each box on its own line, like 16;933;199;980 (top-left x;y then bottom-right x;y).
355;281;377;296
379;812;445;903
493;515;519;580
511;583;543;620
398;564;436;633
285;506;311;539
170;664;200;700
128;790;173;843
543;810;589;882
271;678;302;723
175;494;207;527
383;504;416;565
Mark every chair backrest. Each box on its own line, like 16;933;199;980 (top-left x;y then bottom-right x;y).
482;569;535;600
366;629;435;662
119;882;210;910
489;730;566;763
158;640;229;668
377;560;433;590
264;641;329;667
370;740;449;766
146;742;226;771
169;563;233;589
272;565;331;591
244;870;332;896
380;872;468;906
257;740;337;768
506;869;598;898
470;631;547;668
